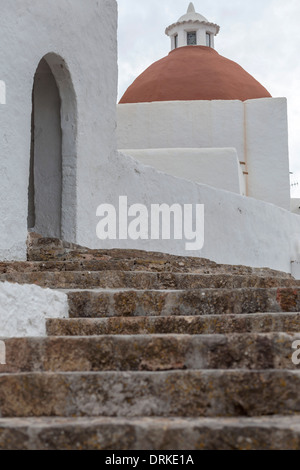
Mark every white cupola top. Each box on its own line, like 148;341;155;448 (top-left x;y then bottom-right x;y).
178;2;209;23
165;2;220;51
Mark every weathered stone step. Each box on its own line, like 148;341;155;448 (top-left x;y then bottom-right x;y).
2;333;300;373
67;288;300;318
27;236;291;279
0;370;299;418
0;415;299;450
1;271;298;290
1;259;295;277
46;313;300;336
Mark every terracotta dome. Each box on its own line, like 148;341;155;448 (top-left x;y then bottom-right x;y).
119;46;271;104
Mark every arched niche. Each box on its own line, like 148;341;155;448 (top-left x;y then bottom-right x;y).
28;53;78;241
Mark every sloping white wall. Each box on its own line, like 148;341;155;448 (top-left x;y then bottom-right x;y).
121;148;245;195
90;150;300;274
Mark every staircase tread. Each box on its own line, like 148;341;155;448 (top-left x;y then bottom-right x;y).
1;269;297;276
4;331;300;339
1;369;299;376
0;415;299;427
52;312;300;318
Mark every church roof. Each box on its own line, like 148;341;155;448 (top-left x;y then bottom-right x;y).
119;46;272;104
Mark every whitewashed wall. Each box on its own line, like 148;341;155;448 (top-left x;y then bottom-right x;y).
91;151;300;274
0;0;117;260
121;148;245;195
117;98;290;210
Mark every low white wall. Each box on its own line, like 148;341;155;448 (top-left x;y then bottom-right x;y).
0;282;68;338
121;148;245;195
88;150;300;274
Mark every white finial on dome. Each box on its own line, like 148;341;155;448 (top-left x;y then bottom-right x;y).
165;3;220;51
187;2;195;13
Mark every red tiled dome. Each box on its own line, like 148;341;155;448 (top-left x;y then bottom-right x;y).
119;46;271;104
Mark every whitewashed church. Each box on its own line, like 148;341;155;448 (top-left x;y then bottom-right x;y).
1;0;300;274
0;2;300;452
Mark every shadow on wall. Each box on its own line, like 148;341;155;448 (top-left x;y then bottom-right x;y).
28;53;78;241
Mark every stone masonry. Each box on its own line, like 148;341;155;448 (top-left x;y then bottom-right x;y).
0;235;299;449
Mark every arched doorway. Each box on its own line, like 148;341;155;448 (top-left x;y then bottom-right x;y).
28;53;77;241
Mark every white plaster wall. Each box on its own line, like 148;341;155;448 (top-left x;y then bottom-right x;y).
0;0;118;260
91;150;300;274
117;101;245;163
245;98;290;211
0;282;68;338
121;148;245;195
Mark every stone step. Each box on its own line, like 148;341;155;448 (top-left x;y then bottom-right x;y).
26;236;291;279
0;370;299;418
1;271;298;290
46;313;300;336
2;259;197;275
0;415;299;450
67;288;300;318
1;259;295;277
1;333;300;373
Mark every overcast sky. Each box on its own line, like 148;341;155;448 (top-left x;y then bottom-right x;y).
118;0;300;197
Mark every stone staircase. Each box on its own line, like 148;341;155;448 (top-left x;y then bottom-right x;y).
0;235;300;450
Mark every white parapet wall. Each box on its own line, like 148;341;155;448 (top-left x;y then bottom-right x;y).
117;98;290;210
120;148;245;195
0;282;68;338
88;150;300;274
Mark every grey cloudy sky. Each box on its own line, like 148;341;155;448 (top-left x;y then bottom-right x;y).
118;0;300;197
